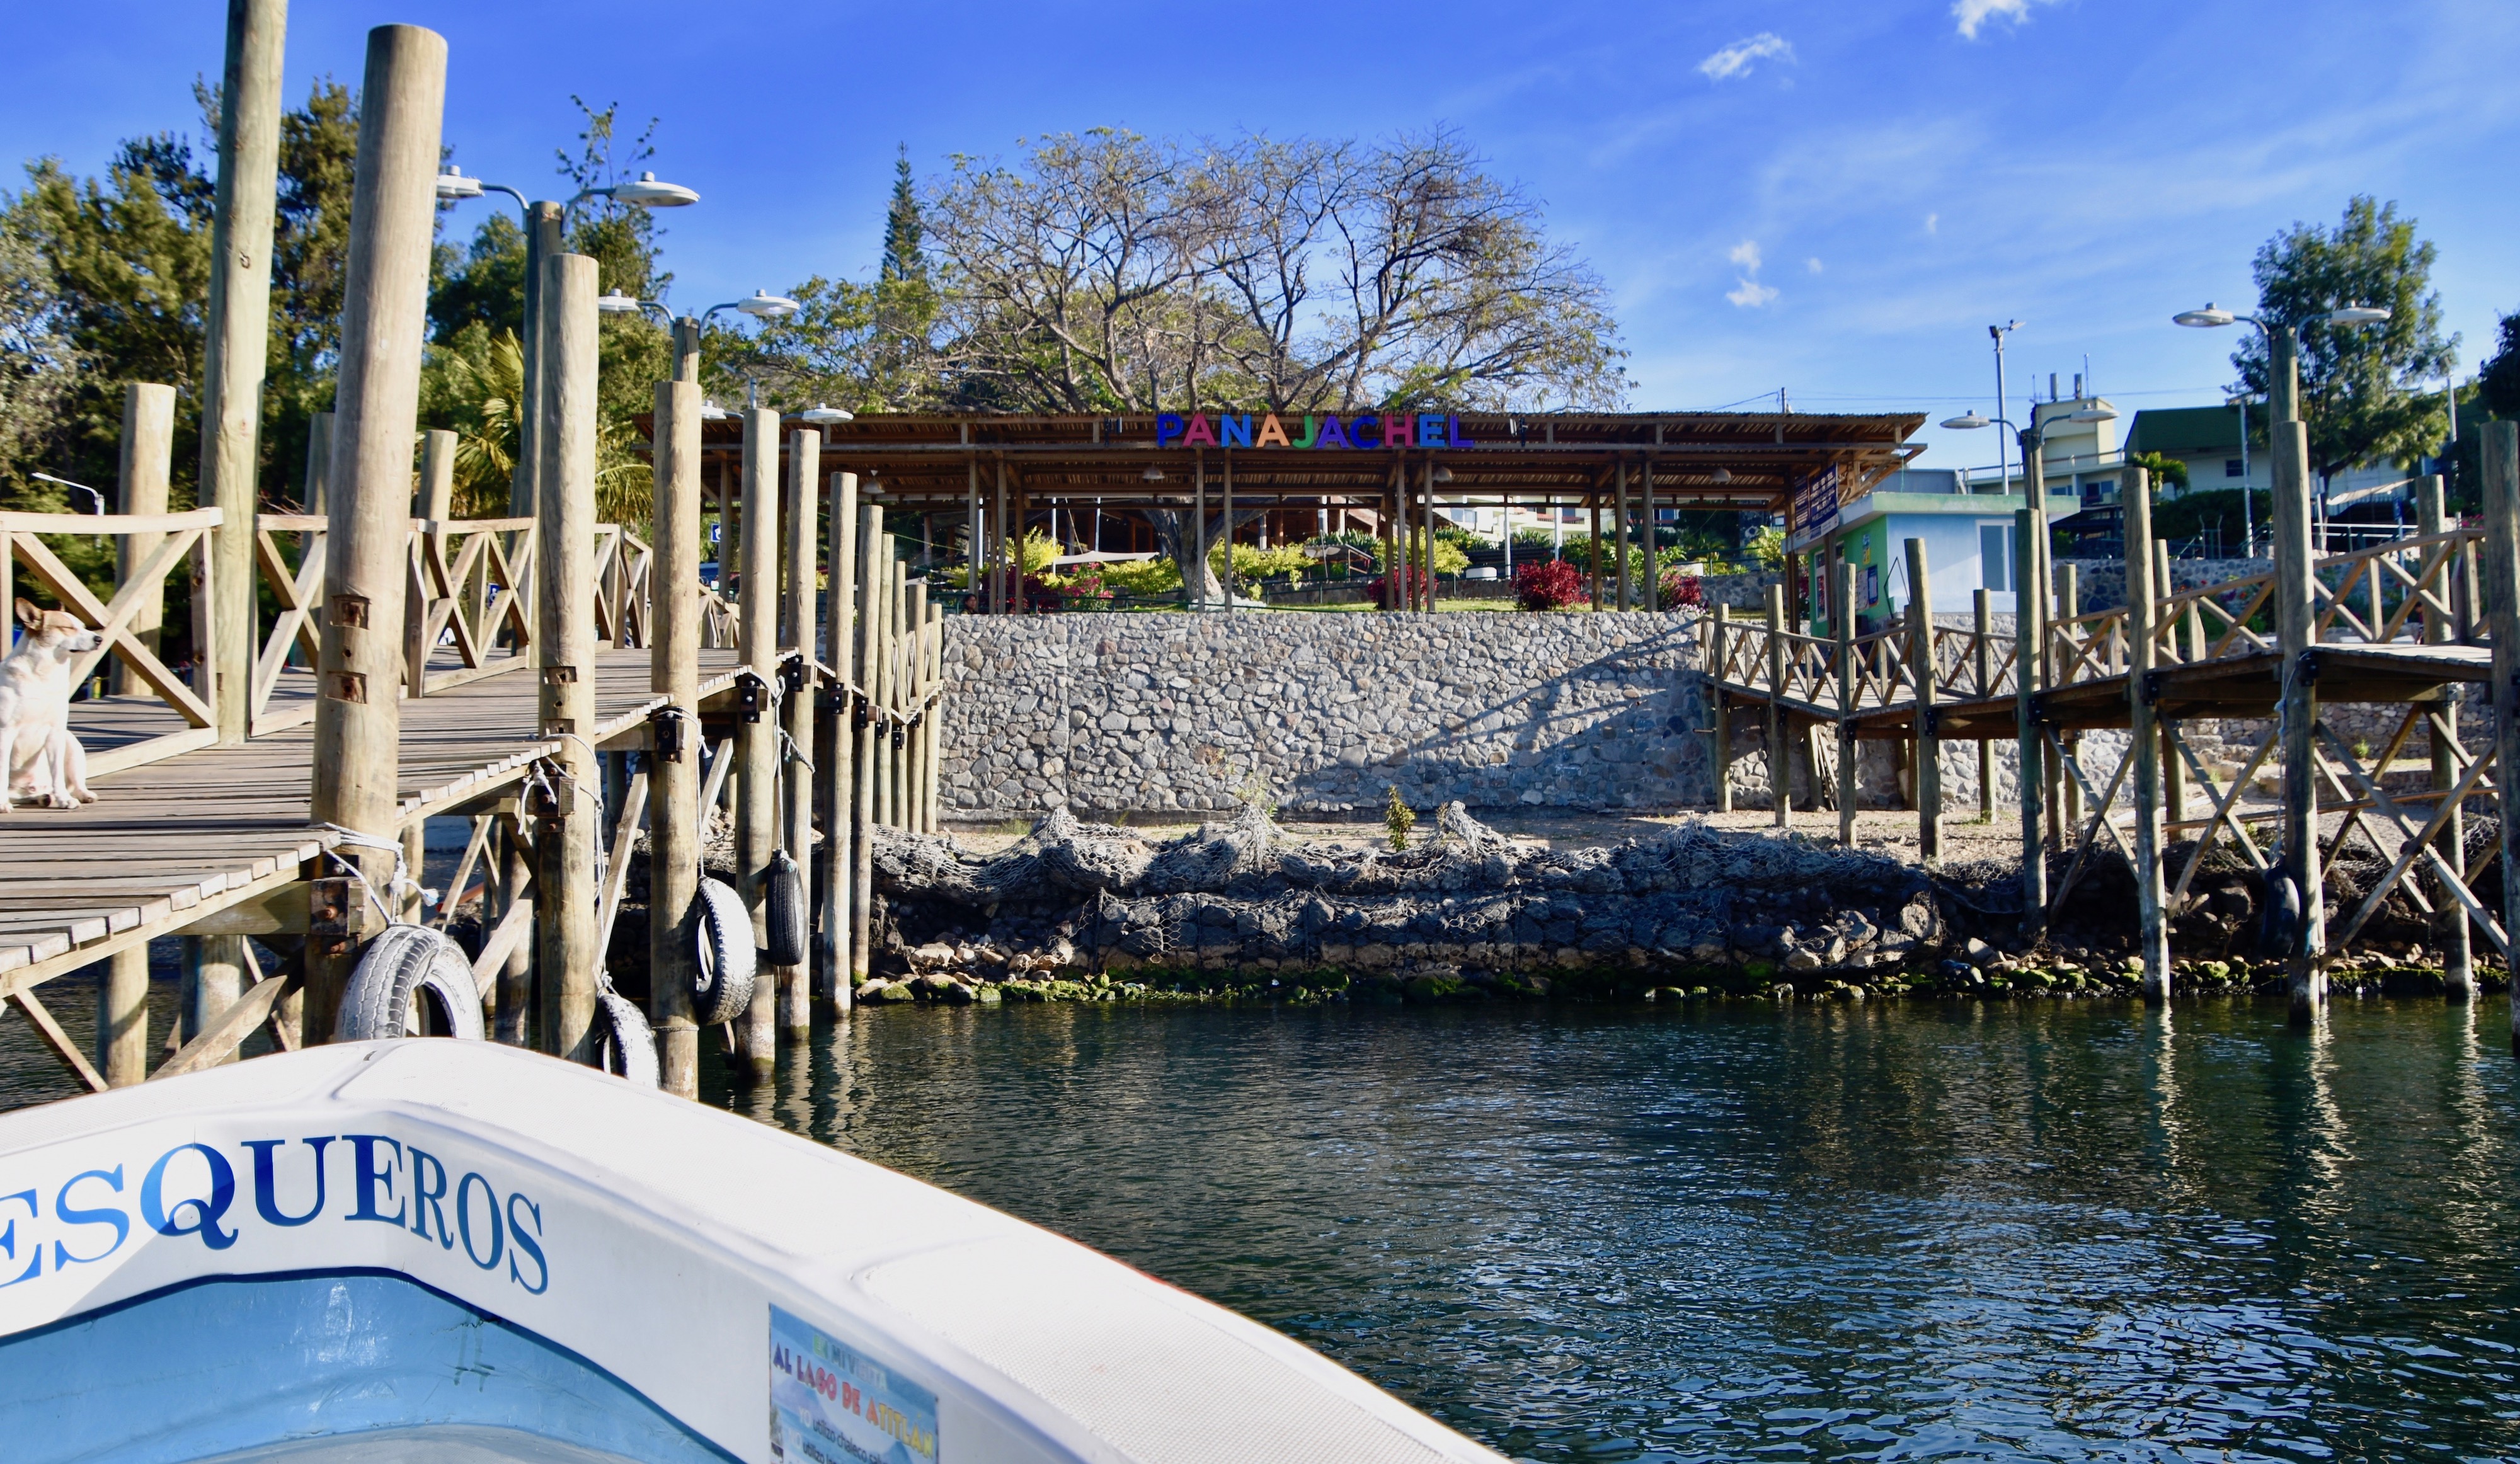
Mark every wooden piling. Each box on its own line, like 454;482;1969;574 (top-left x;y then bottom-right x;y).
496;815;533;1046
2419;472;2473;997
922;599;944;831
1906;538;1939;862
534;251;600;1064
2271;417;2325;1019
850;506;887;992
1641;460;1658;614
1711;604;1732;815
2124;467;2170;998
820;472;859;1015
736;406;781;1078
780;428;822;1040
2054;564;2080;843
1589;494;1603;612
650;378;704;1094
917;580;937;816
1766;584;1789;827
2155;539;2184;825
2480;422;2520;1050
1613;462;1632;612
2015;505;2047;939
1974;588;1993;820
202;0;285;745
114;382;175;696
187;936;248;1065
98;949;149;1086
1837;560;1858;847
308;24;444;1039
993;459;1010;614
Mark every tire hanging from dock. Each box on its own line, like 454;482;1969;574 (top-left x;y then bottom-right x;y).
335;925;486;1041
692;877;757;1026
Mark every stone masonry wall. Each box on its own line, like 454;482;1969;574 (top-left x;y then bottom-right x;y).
939;613;1709;820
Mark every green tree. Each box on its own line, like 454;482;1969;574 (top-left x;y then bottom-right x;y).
2129;450;2190;498
2477;311;2520;420
2230;196;2456;480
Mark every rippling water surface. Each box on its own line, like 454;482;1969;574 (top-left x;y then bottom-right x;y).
700;997;2520;1464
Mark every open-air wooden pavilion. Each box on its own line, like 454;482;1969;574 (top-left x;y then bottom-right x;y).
680;409;1925;612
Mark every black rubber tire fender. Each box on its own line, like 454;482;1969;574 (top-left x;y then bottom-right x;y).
593;990;660;1088
764;849;808;969
692;876;757;1026
335;924;486;1042
2257;871;2302;959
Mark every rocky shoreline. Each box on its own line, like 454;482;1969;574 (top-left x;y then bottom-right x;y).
816;802;2493;1009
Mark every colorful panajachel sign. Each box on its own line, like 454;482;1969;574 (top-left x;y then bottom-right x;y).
1154;412;1480;450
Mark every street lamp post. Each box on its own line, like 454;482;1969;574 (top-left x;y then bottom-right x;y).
1990;321;2022;492
2172;299;2391;1019
435;165;699;517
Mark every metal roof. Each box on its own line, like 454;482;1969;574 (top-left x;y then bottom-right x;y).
651;410;1927;513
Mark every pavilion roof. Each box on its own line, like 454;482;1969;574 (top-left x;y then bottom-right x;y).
646;409;1926;513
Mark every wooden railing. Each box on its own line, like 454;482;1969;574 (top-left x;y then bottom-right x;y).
3;506;720;761
1707;526;2488;714
1;507;222;774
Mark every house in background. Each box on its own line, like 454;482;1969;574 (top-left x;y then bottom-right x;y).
2124;404;2264;497
1788;466;2072;634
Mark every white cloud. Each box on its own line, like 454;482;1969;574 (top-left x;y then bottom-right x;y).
1953;0;2053;40
1728;239;1763;270
1806;257;1824;273
1727;278;1780;307
1698;32;1794;81
1925;212;1939;234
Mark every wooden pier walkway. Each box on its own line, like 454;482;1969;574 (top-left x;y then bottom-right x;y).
0;647;747;993
1706;515;2510;976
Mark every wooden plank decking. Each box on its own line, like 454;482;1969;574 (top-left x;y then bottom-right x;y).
0;646;748;991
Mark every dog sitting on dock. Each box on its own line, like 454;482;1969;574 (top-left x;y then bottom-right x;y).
1;598;101;811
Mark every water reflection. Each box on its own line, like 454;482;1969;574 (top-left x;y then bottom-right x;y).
701;998;2520;1463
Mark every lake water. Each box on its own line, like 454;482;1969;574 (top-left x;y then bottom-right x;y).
700;997;2520;1464
8;981;2517;1461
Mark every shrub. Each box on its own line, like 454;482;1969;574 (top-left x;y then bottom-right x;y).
1365;565;1429;605
1384;786;1416;851
1659;571;1704;608
1096;558;1184;597
1515;558;1583;610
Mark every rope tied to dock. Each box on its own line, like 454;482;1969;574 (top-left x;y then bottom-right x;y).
315;821;438;928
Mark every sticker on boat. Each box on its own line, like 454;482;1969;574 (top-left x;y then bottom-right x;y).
772;1303;941;1464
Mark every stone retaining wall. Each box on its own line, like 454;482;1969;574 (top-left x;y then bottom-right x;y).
939;612;1710;819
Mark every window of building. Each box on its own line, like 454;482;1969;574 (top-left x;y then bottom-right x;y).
2225;458;2244;478
1981;523;2012;592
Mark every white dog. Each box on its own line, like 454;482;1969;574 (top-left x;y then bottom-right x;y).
2;598;102;811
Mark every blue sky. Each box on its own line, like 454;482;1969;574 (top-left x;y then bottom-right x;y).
6;0;2516;472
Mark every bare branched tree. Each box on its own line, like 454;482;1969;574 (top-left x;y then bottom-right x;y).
919;127;1627;595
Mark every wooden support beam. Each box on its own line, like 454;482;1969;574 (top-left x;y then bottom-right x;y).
2481;421;2520;1049
2015;503;2046;941
2420;472;2474;997
309;23;444;1041
781;428;821;1039
6;981;108;1094
536;250;602;1065
1711;605;1732;815
1836;560;1857;848
1906;538;1938;862
596;769;650;966
1974;588;1994;821
822;470;859;1014
2124;467;2169;998
2272;416;2325;1019
652;377;706;1094
203;0;287;748
852;505;888;990
151;963;299;1082
736;404;781;1079
115;381;176;698
1767;585;1789;828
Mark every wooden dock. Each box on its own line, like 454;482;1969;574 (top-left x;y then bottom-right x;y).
0;647;748;995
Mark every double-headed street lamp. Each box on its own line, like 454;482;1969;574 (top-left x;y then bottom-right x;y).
434;164;701;513
2174;302;2390;552
596;287;799;391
